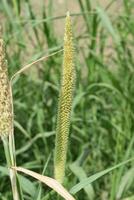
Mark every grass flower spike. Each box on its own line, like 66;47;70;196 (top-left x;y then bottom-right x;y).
0;30;13;138
0;28;23;200
54;12;75;183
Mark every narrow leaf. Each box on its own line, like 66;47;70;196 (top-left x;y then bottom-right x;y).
96;6;120;43
12;166;76;200
116;167;134;199
70;158;134;194
11;49;63;81
70;162;95;199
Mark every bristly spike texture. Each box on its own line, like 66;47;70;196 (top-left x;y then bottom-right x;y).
0;28;13;138
54;12;75;183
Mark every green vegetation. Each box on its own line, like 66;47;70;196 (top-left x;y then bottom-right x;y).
0;0;134;200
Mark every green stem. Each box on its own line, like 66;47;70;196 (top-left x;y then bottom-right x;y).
2;136;11;166
2;136;23;200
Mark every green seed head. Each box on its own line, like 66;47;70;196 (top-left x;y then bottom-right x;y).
54;12;75;183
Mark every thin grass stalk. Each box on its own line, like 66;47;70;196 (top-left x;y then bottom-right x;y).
0;28;23;200
54;12;75;183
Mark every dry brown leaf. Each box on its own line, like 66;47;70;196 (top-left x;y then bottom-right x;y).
12;166;75;200
11;49;63;81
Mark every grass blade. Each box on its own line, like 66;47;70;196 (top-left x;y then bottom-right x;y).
12;166;76;200
70;157;134;194
96;6;120;43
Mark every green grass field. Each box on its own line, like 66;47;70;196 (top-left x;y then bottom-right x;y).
0;0;134;199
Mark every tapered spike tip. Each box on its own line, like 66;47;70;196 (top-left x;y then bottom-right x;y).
66;11;70;17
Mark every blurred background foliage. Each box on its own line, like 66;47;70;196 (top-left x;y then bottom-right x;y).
0;0;134;199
